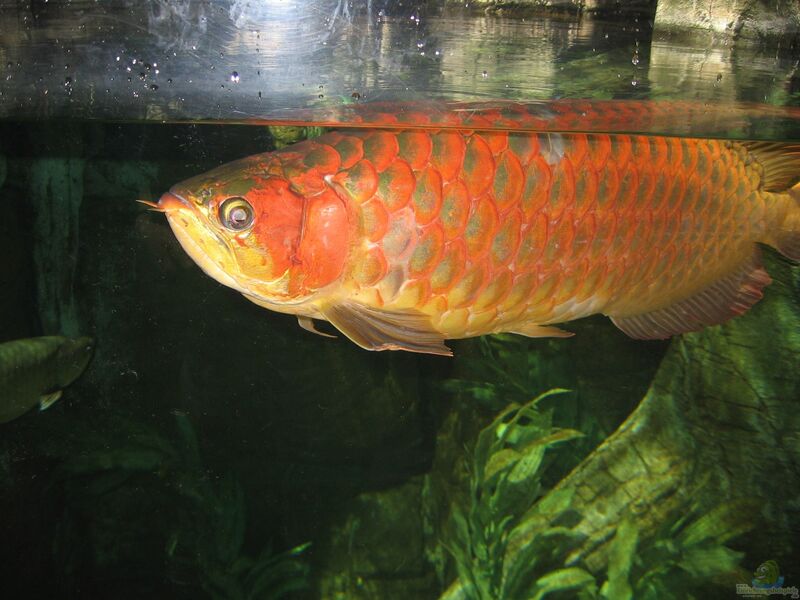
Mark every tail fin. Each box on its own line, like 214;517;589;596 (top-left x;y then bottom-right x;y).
779;183;800;261
742;142;800;262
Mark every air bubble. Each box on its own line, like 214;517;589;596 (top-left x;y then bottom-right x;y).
230;71;240;83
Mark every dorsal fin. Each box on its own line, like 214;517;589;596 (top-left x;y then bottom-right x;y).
742;142;800;192
610;250;772;340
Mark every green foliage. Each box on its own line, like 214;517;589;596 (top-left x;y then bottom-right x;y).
442;391;747;600
44;413;310;599
444;389;584;599
605;499;749;600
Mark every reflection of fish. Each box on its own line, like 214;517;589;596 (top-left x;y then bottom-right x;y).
0;336;94;423
151;119;800;355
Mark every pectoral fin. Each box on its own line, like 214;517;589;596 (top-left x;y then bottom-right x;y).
320;301;452;356
39;390;62;412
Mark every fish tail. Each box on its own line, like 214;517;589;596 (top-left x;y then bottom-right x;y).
742;141;800;261
777;181;800;261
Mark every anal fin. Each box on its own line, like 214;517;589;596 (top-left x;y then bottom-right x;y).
320;301;452;356
507;323;574;339
610;251;772;340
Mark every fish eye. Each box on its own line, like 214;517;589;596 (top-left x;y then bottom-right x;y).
218;197;255;231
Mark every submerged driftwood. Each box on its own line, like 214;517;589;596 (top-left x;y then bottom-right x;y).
442;252;800;597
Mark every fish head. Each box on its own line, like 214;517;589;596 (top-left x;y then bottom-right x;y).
157;154;316;306
54;336;94;387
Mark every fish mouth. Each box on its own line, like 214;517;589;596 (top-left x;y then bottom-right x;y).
158;191;247;294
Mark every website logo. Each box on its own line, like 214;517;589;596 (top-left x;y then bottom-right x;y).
736;561;798;598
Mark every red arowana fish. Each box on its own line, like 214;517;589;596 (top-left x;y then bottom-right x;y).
152;110;800;356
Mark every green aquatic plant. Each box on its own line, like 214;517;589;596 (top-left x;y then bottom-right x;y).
443;389;584;599
44;412;310;599
596;499;748;600
441;390;747;599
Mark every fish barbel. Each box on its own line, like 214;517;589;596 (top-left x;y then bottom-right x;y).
0;336;94;423
153;109;800;355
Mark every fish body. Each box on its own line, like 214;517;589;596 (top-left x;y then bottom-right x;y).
0;336;94;423
157;122;800;355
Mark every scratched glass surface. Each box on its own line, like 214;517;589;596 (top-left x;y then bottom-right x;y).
1;0;800;137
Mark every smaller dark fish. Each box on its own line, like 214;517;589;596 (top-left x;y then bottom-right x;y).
0;336;94;424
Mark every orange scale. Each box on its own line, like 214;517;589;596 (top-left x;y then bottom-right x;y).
499;271;538;313
680;139;699;173
464;194;499;260
571;213;597;262
508;133;540;166
302;143;341;174
588;215;615;260
425;295;448;316
588;134;612;171
482;131;509;155
526;273;561;308
473;268;513;311
408;224;445;278
462;134;496;197
520;155;552;219
412;166;443;226
664;137;683;171
648;136;669;173
596;163;620;209
392;278;432;309
467;308;499;334
378;160;416;212
630;169;657;214
609;134;633;167
651;171;674;215
363;131;400;172
630;136;651;167
695;142;712;178
284;161;327;195
492;150;525;213
318;131;344;146
359;197;390;242
543;216;575;264
615;164;639;215
553;263;585;303
574;261;608;304
572;165;598;221
431;131;467;181
440;180;470;240
430;240;466;293
565;135;589;169
490;209;522;268
439;308;470;334
333;159;378;204
351;246;389;287
446;264;486;309
514;213;547;271
545;159;576;221
382;210;417;259
334;136;365;169
397;131;433;170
